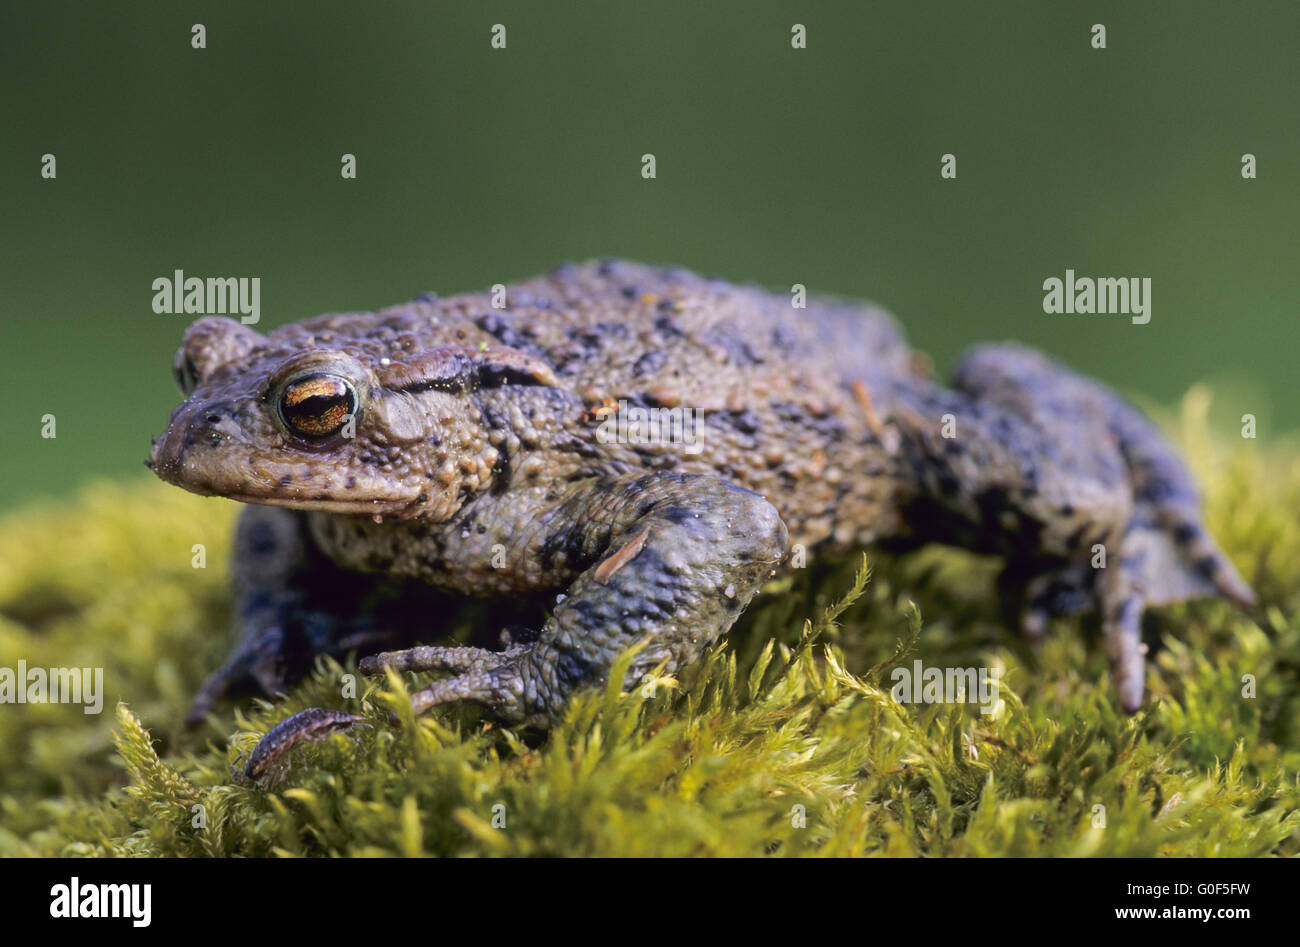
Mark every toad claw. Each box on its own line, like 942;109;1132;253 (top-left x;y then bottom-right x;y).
361;644;530;724
360;644;513;676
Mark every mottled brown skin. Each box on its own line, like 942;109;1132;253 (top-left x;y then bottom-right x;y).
149;261;1254;729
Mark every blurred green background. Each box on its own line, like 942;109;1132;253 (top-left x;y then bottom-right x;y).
3;0;1296;511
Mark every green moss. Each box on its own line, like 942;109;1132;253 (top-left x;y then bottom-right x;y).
1;388;1297;856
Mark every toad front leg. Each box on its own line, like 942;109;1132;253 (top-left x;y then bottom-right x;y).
187;505;443;726
360;473;789;727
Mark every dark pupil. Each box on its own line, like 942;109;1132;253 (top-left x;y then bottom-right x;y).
280;375;354;437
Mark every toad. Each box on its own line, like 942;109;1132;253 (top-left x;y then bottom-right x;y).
149;261;1254;728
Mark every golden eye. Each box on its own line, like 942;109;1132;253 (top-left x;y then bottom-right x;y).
278;373;357;439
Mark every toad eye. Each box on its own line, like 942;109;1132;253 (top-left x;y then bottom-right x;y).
277;373;357;439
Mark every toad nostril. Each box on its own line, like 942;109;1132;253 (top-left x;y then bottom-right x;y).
206;414;221;423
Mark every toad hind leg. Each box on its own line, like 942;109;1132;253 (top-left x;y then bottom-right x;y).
360;473;789;727
893;343;1253;712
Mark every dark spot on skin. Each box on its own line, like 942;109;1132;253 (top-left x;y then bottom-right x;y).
654;314;686;336
1138;479;1177;504
769;402;803;423
568;327;605;352
480;402;512;432
488;452;512;496
1194;555;1219;578
764;402;848;442
727;410;761;435
800;408;849;442
346;476;357;489
632;350;667;377
595;321;631;341
1059;504;1075;518
565;597;601;624
658;505;697;527
1173;523;1198;545
551;647;595;686
701;321;763;366
278;474;292;487
474;312;548;358
539;526;592;572
771;325;798;350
